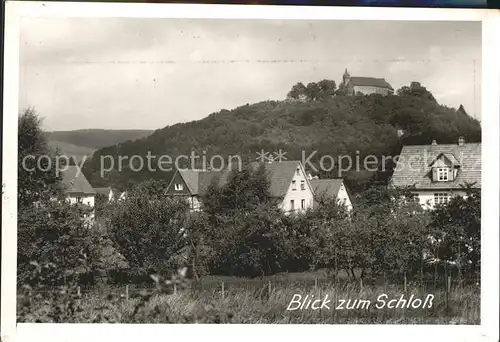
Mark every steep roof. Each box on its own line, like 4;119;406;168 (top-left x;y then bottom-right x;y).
177;169;201;194
390;142;481;190
215;161;302;198
174;161;304;198
310;179;344;198
349;77;393;90
60;165;96;195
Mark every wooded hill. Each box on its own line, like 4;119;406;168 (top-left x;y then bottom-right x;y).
82;83;481;194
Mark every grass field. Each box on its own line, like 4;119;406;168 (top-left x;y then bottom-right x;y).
19;271;480;324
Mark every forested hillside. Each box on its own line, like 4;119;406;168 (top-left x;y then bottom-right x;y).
82;82;481;194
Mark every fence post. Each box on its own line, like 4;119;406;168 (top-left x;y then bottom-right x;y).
125;284;129;301
360;278;363;291
434;247;438;291
173;283;177;294
268;281;272;297
404;273;407;293
77;286;81;296
314;278;318;289
221;282;225;300
446;276;450;316
458;244;462;288
420;257;424;292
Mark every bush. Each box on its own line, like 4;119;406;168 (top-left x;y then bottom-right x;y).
105;180;191;276
429;187;480;277
17;199;117;286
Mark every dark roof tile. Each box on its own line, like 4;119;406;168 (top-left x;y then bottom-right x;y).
350;77;393;90
61;165;96;195
390;143;481;190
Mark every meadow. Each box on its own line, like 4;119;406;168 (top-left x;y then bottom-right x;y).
18;270;480;324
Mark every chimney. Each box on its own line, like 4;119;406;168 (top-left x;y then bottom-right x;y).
431;140;437;146
458;136;465;146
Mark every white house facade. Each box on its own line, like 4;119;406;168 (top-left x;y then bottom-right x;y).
390;137;481;210
60;165;96;221
277;161;315;213
165;161;315;214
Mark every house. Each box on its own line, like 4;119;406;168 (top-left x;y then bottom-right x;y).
390;137;481;209
342;69;393;96
60;165;96;220
309;177;353;212
94;186;123;202
165;160;316;214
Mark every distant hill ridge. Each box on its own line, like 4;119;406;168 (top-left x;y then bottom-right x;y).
45;129;154;149
45;129;154;162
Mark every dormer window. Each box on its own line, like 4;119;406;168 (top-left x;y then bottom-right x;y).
174;183;183;191
430;153;460;182
437;167;449;181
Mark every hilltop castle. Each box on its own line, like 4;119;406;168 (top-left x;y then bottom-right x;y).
342;69;394;96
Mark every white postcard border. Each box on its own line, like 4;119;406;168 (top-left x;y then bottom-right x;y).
2;2;499;342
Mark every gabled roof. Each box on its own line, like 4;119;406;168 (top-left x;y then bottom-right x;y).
310;179;344;198
177;169;201;195
428;152;461;167
349;77;393;90
390;143;481;190
215;161;304;198
60;165;96;195
171;161;308;198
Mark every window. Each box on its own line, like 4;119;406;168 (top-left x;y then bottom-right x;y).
292;180;297;191
76;197;82;203
301;199;306;210
290;200;295;211
409;193;420;203
434;193;450;205
300;180;305;190
296;168;300;176
174;183;183;191
437;168;449;181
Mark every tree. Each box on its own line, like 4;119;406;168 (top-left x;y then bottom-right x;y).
429;186;480;278
317;79;337;100
202;163;275;215
305;82;321;102
457;104;468;116
17;199;118;286
208;205;290;277
396;82;436;103
286;82;307;100
18;108;63;208
106;180;191;276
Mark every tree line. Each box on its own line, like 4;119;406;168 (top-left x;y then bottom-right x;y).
18;110;480;289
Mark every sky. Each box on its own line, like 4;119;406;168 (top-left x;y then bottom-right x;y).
19;18;482;131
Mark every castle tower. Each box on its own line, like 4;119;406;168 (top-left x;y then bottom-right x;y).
342;68;351;86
